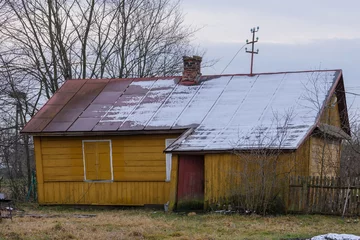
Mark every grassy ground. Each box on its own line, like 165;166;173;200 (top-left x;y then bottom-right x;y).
0;205;359;240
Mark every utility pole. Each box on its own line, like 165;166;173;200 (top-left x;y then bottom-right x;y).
245;26;260;75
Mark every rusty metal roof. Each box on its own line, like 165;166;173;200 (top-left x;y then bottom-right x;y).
22;70;347;151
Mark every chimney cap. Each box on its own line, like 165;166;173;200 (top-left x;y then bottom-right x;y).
183;55;202;61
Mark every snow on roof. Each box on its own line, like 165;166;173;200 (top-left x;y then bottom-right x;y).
22;70;342;151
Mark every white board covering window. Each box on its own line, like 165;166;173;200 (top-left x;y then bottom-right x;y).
165;139;176;182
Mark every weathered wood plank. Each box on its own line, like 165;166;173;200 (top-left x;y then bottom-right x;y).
289;176;360;216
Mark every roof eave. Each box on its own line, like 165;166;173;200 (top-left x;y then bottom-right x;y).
23;129;186;137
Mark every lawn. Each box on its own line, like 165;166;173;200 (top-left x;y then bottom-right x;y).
0;205;359;240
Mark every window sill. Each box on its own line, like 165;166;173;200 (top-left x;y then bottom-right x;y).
84;180;114;183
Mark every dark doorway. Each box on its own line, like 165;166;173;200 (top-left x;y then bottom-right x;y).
177;155;204;210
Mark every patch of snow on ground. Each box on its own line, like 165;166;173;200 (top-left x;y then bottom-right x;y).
311;233;360;240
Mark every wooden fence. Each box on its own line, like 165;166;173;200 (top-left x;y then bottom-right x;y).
288;176;360;216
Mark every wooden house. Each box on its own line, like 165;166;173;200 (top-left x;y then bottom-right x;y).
22;56;350;210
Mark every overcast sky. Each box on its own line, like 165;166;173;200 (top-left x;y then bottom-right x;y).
181;0;360;114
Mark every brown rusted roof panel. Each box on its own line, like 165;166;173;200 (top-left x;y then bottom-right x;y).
58;79;87;93
92;92;123;104
33;105;64;119
80;104;112;118
118;121;144;131
43;121;74;132
92;121;122;131
22;118;52;132
68;118;101;131
52;108;84;122
43;81;108;132
103;79;132;92
46;92;76;105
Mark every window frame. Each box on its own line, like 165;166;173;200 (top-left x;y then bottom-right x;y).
165;139;176;182
82;139;114;182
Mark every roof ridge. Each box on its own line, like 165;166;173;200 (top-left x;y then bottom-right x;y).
64;69;342;82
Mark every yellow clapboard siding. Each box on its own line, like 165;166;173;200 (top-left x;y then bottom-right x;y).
122;153;164;161
41;140;82;148
42;147;82;155
114;146;165;153
37;134;179;204
113;166;165;172
42;154;83;160
113;172;166;181
41;181;171;205
44;174;84;181
113;160;165;167
43;166;84;174
42;159;83;167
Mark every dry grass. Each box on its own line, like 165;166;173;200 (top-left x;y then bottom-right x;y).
0;205;359;240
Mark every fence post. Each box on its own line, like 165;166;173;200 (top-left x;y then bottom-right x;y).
302;176;308;213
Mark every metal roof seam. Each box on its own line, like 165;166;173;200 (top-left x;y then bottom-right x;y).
193;76;233;128
117;79;158;130
169;81;204;129
21;80;88;133
65;80;108;132
256;72;287;122
143;79;181;129
93;79;134;131
202;75;260;150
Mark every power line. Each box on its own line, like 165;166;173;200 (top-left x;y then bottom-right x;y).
220;43;247;75
345;91;360;97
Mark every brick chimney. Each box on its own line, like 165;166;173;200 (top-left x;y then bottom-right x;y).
181;55;202;85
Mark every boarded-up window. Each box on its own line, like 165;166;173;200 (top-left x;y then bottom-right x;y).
82;140;113;181
165;139;176;182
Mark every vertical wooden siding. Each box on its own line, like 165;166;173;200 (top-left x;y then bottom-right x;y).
204;150;307;209
34;134;179;205
309;136;341;177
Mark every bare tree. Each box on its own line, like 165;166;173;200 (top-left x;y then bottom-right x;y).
0;0;197;97
0;0;199;200
301;71;347;178
226;110;296;215
340;114;360;178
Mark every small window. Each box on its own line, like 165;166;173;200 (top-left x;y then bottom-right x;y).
82;140;113;181
165;139;176;182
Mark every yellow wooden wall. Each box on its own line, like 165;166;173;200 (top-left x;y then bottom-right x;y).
203;141;314;209
34;134;179;205
309;136;341;177
310;94;342;177
319;95;342;128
